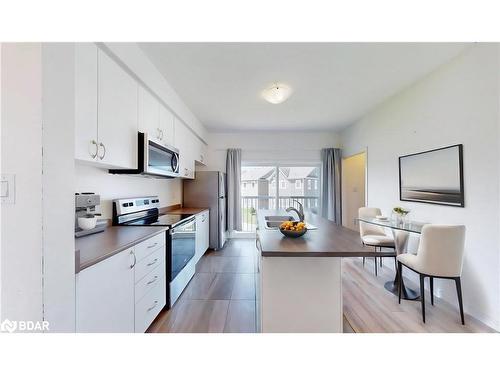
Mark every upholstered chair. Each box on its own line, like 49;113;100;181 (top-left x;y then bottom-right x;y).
397;224;466;324
358;207;396;276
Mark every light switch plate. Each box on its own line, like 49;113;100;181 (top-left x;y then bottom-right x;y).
1;174;15;204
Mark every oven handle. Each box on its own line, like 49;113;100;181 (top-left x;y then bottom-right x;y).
170;216;196;233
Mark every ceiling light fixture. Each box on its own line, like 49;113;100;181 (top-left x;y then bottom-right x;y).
261;83;293;104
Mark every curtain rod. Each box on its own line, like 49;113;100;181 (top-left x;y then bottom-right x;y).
213;148;327;152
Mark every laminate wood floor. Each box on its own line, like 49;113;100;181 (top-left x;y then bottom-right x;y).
342;257;495;333
147;239;495;333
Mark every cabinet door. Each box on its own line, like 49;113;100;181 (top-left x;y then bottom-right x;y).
159;104;174;147
76;248;136;332
174;117;195;179
195;210;210;263
138;85;160;141
194;138;207;165
98;50;138;169
75;43;98;162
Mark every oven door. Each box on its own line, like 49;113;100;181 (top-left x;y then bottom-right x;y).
170;217;196;281
143;134;180;178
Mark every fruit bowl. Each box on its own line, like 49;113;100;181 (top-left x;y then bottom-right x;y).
279;221;307;238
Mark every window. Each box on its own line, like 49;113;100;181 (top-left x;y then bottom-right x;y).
314;180;318;190
240;165;320;232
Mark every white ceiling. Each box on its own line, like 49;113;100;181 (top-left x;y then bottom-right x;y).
139;43;469;132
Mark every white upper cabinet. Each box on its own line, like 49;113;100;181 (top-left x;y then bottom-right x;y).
74;43;206;174
138;85;160;141
138;86;175;149
194;138;207;166
97;50;138;169
74;44;138;169
174;117;195;179
159;105;175;147
75;43;98;162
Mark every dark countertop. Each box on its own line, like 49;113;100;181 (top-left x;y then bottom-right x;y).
257;209;393;257
76;226;168;272
75;206;209;273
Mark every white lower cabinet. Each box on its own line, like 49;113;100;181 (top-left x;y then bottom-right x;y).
76;233;167;333
135;277;166;333
195;210;210;264
76;248;136;333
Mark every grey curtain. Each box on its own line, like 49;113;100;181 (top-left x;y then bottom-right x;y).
321;148;342;224
226;149;242;232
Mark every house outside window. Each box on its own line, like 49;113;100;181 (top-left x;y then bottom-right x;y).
295;180;301;189
308;180;312;189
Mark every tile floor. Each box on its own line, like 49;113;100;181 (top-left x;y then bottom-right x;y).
147;239;257;333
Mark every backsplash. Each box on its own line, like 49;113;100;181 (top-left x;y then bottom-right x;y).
75;162;182;219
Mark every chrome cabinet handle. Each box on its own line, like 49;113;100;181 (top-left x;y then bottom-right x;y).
147;300;158;312
89;140;99;159
147;242;158;249
147;258;158;267
130;250;136;269
146;276;158;285
98;142;106;160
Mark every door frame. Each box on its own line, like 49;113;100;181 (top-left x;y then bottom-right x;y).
341;148;368;230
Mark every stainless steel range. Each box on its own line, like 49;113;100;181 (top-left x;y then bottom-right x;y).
113;196;196;307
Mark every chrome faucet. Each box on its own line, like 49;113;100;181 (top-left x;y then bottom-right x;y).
286;200;305;222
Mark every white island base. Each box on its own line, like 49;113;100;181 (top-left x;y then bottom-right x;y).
257;256;343;333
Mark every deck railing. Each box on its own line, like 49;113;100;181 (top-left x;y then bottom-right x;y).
241;195;320;232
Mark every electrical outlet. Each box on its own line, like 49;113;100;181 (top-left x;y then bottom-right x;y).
1;174;15;204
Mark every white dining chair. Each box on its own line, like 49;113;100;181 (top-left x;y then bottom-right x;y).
358;207;396;276
397;224;466;324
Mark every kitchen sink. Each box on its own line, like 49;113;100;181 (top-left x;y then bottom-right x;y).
266;221;285;228
264;215;294;221
263;215;318;230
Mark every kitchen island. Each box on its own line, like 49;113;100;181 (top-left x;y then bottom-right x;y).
256;209;391;333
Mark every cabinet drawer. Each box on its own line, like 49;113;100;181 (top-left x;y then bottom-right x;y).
135;232;166;262
135;277;166;333
135;248;165;282
135;261;165;303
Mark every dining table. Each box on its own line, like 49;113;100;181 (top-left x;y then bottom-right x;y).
357;217;427;300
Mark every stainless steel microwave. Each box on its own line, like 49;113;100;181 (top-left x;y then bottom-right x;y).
109;132;180;178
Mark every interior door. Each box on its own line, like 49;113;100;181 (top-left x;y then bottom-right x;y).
341;152;366;231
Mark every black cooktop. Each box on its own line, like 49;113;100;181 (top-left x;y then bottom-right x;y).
122;213;193;227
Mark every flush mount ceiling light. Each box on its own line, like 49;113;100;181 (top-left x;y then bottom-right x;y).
261;83;293;104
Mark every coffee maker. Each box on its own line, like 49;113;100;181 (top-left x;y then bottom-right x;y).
75;193;107;237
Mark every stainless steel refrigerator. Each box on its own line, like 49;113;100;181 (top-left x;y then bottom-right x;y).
183;171;226;250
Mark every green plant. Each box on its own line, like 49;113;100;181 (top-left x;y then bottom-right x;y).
393;206;410;215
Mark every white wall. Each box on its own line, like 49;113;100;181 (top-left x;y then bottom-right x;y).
340;44;500;329
41;44;76;332
1;44;44;324
75;163;182;219
201;131;341;172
